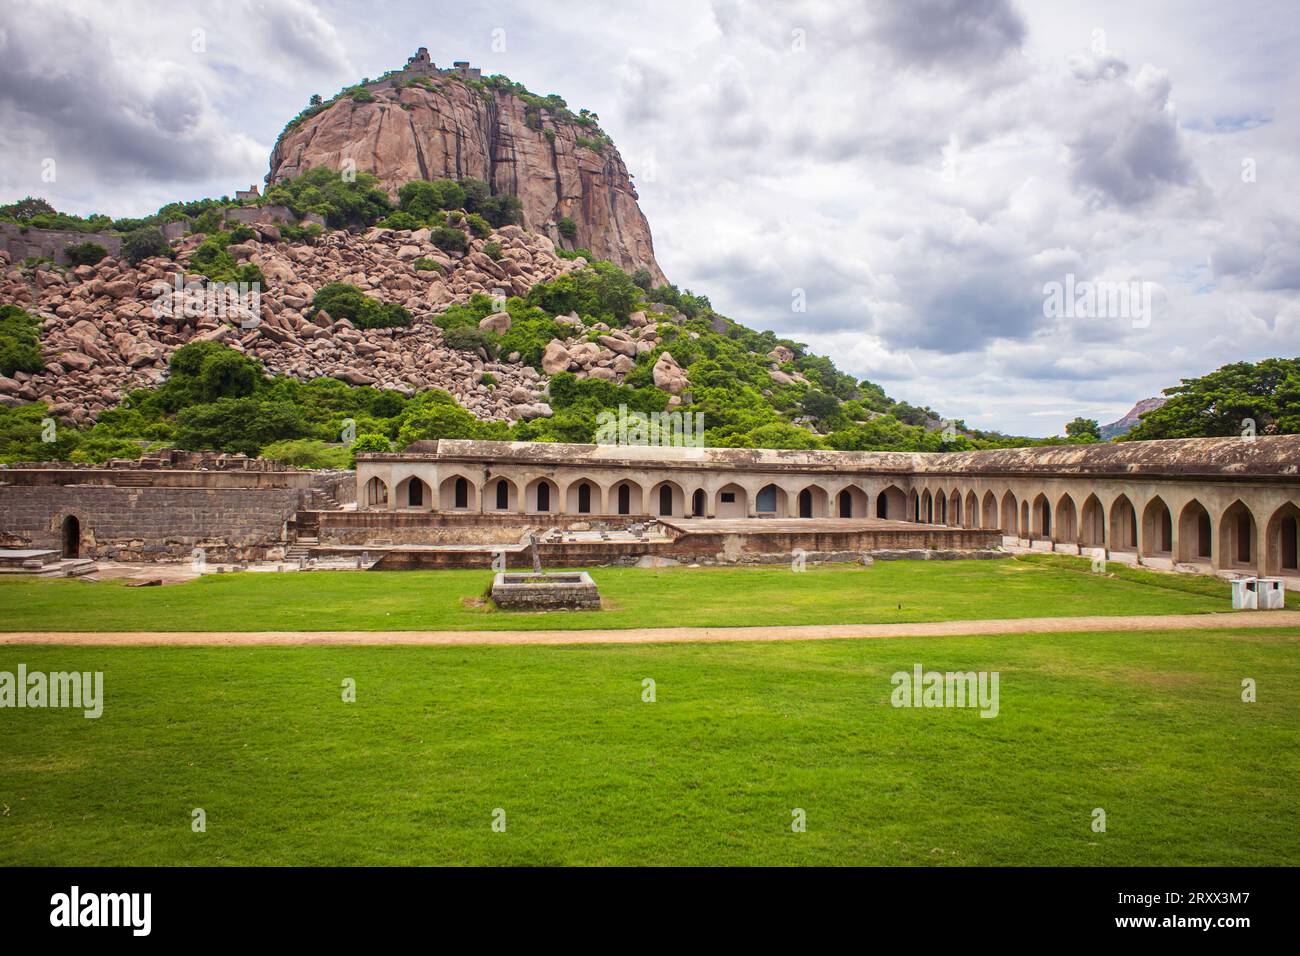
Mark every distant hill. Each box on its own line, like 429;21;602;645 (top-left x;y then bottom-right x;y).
1100;397;1166;440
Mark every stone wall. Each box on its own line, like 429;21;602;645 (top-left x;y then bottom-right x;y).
0;483;305;561
0;223;123;266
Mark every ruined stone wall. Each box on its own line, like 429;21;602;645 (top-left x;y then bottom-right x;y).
0;223;124;266
0;483;305;561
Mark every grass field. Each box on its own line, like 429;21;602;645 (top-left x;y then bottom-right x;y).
1;627;1297;865
0;554;1283;632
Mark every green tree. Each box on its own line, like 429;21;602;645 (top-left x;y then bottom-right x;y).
1065;417;1102;441
174;398;307;456
1125;358;1300;440
122;227;171;265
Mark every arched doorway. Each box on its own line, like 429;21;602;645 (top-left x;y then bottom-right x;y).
1141;497;1173;556
1001;491;1018;533
618;484;631;514
61;515;80;559
1108;495;1137;551
659;485;673;516
692;488;706;517
878;485;905;519
981;491;997;529
1032;493;1051;537
495;479;510;510
363;477;389;509
798;488;813;518
1054;494;1077;543
1266;503;1300;574
1080;494;1104;548
839;489;852;518
1177;500;1212;563
1218;500;1257;570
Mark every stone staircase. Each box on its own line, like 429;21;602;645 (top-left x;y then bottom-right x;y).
285;536;318;560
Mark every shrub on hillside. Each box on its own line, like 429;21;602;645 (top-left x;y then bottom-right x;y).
122;227;171;265
557;216;577;240
174;397;307;457
0;304;45;377
479;193;523;228
311;283;411;330
398;179;465;218
379;211;424;231
262;167;393;230
64;241;108;267
431;226;468;253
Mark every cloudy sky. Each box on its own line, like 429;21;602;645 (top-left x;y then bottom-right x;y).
2;0;1298;435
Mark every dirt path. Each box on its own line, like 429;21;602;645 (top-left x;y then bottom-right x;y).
3;611;1299;647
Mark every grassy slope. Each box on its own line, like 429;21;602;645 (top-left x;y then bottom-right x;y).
1;627;1296;865
0;555;1278;633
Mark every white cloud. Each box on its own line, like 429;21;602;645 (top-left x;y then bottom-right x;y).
0;0;1297;435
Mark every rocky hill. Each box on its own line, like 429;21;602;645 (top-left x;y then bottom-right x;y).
268;52;663;283
1100;397;1166;440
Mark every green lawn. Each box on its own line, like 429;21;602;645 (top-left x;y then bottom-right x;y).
0;554;1278;632
1;627;1296;865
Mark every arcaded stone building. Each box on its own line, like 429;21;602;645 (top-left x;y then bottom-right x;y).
354;436;1300;579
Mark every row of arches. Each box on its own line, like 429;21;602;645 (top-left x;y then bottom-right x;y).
907;485;1299;575
359;470;1297;575
363;473;913;521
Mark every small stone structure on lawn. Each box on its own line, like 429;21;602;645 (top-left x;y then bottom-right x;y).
491;571;600;610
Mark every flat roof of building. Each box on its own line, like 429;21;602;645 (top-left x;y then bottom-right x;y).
358;435;1300;480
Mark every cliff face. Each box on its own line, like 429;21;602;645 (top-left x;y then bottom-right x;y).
267;79;665;283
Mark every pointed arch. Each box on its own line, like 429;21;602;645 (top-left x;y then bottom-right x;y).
981;490;998;529
1108;494;1138;550
1031;492;1051;537
525;476;559;513
690;488;707;517
933;486;947;524
438;472;478;511
608;479;643;515
1177;499;1212;562
837;484;869;518
649;480;685;518
1054;494;1078;543
1218;500;1258;570
1141;496;1173;556
1079;494;1105;548
1000;491;1018;533
488;476;518;512
964;491;978;529
920;489;934;524
795;484;829;518
755;483;787;516
363;476;389;509
565;479;600;515
715;482;747;518
1265;502;1300;575
394;475;432;510
878;484;906;520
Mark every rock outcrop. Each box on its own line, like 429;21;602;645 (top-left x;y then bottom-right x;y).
0;224;693;425
268;64;665;284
